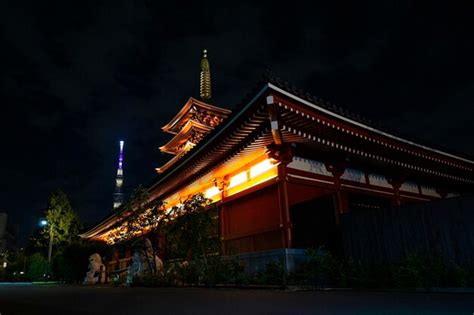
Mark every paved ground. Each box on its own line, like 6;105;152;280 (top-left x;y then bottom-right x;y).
0;284;473;315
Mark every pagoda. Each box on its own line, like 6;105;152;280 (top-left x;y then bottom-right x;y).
156;50;231;174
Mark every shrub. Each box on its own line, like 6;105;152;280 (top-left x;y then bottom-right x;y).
223;257;246;285
302;247;338;288
255;260;286;286
446;263;468;287
27;253;48;281
392;254;426;288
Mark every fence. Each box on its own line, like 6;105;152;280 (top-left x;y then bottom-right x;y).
341;195;474;267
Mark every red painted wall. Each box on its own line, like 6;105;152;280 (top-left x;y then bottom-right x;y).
222;185;282;254
225;185;280;236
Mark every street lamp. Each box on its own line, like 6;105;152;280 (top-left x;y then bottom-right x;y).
20;248;26;275
39;218;53;264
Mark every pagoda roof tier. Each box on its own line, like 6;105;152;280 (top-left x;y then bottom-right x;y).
159;119;213;155
161;97;231;135
156;141;195;173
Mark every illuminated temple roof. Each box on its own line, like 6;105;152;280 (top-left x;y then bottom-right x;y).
80;73;474;242
148;79;474;200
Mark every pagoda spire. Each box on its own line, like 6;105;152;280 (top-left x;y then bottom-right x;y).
199;49;212;102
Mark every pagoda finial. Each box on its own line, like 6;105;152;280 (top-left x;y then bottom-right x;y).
200;49;212;102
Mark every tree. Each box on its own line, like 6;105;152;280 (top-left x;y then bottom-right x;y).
105;187;220;284
42;190;81;247
164;194;220;285
27;253;48;281
165;194;219;261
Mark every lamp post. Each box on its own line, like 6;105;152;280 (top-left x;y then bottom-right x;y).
1;257;6;279
39;219;53;269
2;260;6;280
47;226;54;263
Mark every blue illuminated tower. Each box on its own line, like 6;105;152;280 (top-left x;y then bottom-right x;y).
113;140;125;209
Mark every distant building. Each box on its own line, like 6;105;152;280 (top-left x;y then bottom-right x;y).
113;141;125;210
0;213;16;253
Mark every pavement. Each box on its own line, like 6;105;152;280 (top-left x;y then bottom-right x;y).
0;284;473;315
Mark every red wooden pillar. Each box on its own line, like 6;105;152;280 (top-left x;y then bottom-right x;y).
325;162;347;225
388;177;403;206
219;177;229;255
277;163;292;248
267;143;294;249
219;204;226;255
266;98;293;249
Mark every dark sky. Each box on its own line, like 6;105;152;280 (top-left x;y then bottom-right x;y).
1;0;473;242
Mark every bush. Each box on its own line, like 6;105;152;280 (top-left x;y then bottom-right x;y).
302;247;338;288
255;260;286;286
126;250;474;289
223;257;247;285
27;253;49;281
162;260;200;286
392;254;426;288
446;263;469;287
159;256;247;287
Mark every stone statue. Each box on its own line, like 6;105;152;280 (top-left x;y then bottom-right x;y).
126;238;163;285
143;238;164;276
83;253;106;285
126;249;145;285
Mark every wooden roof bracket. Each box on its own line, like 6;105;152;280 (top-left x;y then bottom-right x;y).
266;95;283;145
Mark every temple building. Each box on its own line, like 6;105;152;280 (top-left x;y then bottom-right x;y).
80;50;474;273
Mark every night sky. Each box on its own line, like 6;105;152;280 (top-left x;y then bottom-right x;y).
1;1;473;243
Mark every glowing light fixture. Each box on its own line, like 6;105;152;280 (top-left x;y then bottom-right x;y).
250;159;274;178
229;171;247;188
205;186;221;199
39;219;48;227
